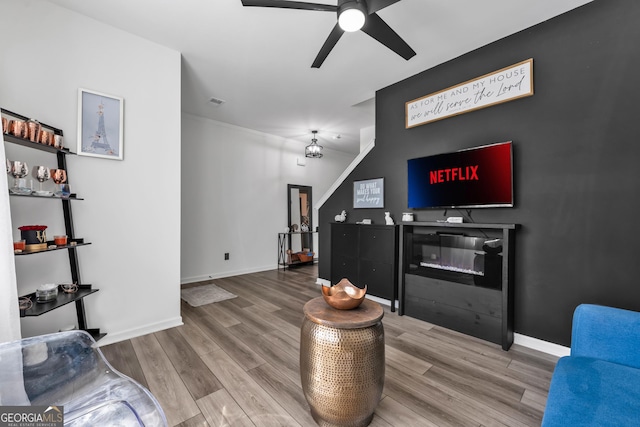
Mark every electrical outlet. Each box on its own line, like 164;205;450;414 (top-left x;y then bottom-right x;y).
224;253;229;260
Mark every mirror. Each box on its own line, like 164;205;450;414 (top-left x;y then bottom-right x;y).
288;184;313;253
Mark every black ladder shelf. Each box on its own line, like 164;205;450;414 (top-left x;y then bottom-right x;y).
3;107;104;341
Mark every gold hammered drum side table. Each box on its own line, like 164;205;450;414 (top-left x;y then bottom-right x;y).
300;297;385;427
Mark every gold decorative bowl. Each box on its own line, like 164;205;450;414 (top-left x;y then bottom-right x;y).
61;283;78;294
322;278;367;310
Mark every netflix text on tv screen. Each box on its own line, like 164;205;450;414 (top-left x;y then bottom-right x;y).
407;142;513;209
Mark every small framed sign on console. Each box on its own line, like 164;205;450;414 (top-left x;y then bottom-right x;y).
353;178;384;209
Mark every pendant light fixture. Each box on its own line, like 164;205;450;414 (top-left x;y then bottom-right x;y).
305;130;323;158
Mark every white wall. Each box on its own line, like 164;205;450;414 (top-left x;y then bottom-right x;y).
360;126;375;152
0;132;21;343
0;1;182;345
181;114;355;283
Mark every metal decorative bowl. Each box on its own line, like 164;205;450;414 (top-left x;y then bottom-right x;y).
321;278;367;310
61;283;78;294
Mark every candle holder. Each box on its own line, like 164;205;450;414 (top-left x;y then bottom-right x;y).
55;183;70;198
9;160;30;194
36;284;58;303
13;240;26;252
32;165;51;196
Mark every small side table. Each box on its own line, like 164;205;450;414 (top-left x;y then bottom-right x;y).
277;231;317;270
300;297;385;427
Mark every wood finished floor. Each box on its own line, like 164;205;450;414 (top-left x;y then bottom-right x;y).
100;265;558;427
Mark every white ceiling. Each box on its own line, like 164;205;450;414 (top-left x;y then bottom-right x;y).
47;0;591;154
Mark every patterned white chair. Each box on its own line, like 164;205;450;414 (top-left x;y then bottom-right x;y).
0;330;167;426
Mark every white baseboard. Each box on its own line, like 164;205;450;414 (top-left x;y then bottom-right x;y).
95;316;184;347
208;275;569;357
514;333;570;357
316;278;330;286
365;294;391;308
181;264;275;285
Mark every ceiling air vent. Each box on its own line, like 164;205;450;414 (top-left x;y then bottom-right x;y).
208;97;226;106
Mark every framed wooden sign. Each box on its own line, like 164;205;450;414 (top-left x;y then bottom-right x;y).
406;58;534;128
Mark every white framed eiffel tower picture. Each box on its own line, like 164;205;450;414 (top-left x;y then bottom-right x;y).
77;88;124;160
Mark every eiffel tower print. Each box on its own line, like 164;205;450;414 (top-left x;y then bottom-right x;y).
86;101;114;155
79;89;123;160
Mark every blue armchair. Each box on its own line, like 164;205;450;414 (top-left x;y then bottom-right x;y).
542;304;640;426
0;330;167;426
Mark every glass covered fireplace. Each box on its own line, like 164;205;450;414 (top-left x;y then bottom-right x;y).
399;222;518;350
408;232;503;289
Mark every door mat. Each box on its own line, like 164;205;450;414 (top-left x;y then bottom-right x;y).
181;283;237;307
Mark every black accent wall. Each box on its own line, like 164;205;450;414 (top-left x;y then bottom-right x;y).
319;0;640;346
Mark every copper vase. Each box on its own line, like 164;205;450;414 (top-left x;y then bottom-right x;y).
26;119;41;143
53;134;64;149
9;120;27;138
39;130;52;145
50;168;67;184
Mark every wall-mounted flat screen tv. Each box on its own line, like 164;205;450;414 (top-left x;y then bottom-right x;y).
407;141;513;209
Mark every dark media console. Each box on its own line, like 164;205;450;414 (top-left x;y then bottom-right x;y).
399;222;518;350
331;223;398;311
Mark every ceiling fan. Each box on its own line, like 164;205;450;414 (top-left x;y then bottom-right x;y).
240;0;416;68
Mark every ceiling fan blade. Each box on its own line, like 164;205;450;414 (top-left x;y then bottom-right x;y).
241;0;337;12
312;23;344;68
361;12;416;60
365;0;401;14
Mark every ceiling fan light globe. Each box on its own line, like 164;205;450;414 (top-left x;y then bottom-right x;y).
338;8;366;32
